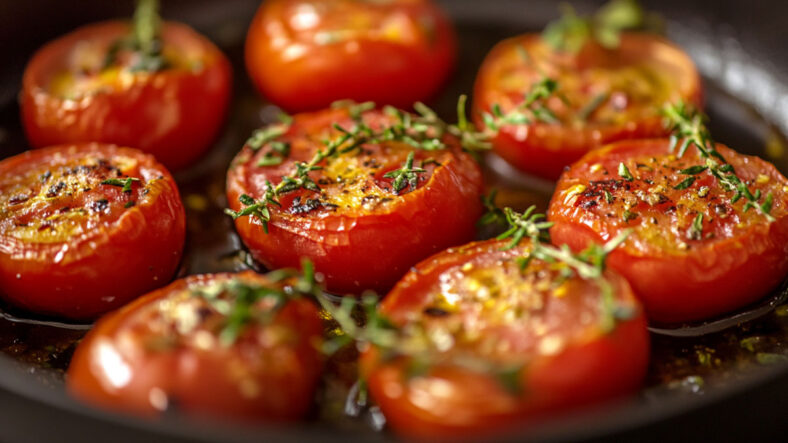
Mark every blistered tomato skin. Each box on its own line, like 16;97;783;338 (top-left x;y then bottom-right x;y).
473;33;703;180
245;0;457;112
226;107;484;295
21;21;232;171
359;239;649;439
67;271;324;421
548;139;788;323
0;143;185;320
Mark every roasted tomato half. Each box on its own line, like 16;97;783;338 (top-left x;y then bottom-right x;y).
0;143;184;320
359;238;649;439
548;139;788;323
245;0;457;112
68;270;323;421
21;20;232;171
473;33;702;180
226;106;484;295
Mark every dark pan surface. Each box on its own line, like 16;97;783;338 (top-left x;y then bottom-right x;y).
0;0;787;441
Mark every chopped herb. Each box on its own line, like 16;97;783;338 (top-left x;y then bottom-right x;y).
679;165;709;175
673;176;696;190
689;213;703;240
618;163;634;181
124;200;136;209
604;190;614;204
101;177;140;193
257;155;284;167
622;209;638;222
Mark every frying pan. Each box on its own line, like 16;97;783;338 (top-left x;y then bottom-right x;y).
0;0;787;441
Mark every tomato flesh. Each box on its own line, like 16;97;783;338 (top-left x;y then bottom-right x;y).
226;107;484;295
67;271;324;421
245;0;457;112
360;239;649;439
473;33;702;180
548;139;788;322
21;21;232;171
0;143;185;320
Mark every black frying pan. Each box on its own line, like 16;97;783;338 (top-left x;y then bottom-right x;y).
0;1;787;441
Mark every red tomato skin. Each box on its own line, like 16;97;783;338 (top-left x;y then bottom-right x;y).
244;0;457;112
0;144;185;320
226;111;484;296
21;21;232;171
473;33;703;180
67;272;324;421
548;140;788;323
359;239;650;439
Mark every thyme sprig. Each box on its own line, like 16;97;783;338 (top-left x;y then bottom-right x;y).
384;151;427;194
662;101;775;221
542;0;655;53
481;78;560;131
477;189;507;227
497;206;553;250
194;262;319;346
496;204;633;332
224;184;280;233
105;0;168;72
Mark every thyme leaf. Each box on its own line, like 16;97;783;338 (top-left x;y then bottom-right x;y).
101;177;140;193
618;162;634;181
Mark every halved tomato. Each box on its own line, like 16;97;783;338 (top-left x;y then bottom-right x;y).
245;0;456;112
226;106;483;295
548;139;788;322
21;19;232;171
67;270;324;421
473;33;702;180
358;238;649;439
0;143;185;320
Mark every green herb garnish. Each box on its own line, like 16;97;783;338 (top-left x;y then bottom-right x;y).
105;0;168;72
224;185;280;233
618;162;634;181
662;101;775;221
542;0;655;53
482;78;560;132
194;261;318;346
101;177;140;193
384;151;427;194
477;189;507;227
